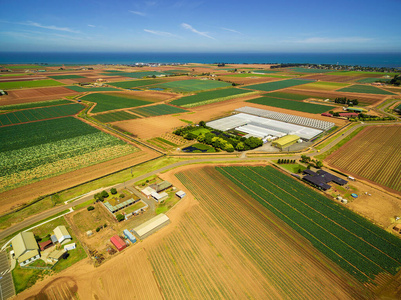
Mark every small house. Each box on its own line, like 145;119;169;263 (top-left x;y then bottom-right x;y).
64;243;76;251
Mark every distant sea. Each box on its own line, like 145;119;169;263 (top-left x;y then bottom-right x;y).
0;52;401;68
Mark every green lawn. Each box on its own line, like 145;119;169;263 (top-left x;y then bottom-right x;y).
0;99;72;111
155;79;231;93
48;75;86;79
81;93;151;113
243;79;315;92
93;111;140;123
0;79;64;90
130;104;187;117
108;79;165;89
327;71;399;77
12;264;48;294
277;163;306;173
122;201;147;214
65;86;119;92
247;96;334;114
336;84;395;95
190;127;210;136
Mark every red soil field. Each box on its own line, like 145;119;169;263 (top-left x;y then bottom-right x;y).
1;87;79;105
300;74;366;83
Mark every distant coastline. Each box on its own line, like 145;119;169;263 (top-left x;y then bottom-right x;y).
0;52;401;68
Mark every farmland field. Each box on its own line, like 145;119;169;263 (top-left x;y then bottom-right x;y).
108;79;165;89
251;69;279;73
295;81;350;91
226;73;292;78
326;125;401;193
170;87;255;107
356;78;391;84
243;79;315;92
0;99;72;110
0;103;85;125
216;165;401;283
289;67;334;73
328;71;399;77
48;75;86;79
247;96;334;114
337;84;395;95
154;79;231;92
100;71;164;78
130;104;187;117
0;117;135;192
81;93;151;113
266;91;312;100
65;86;119;92
0;79;65;90
93;111;140;123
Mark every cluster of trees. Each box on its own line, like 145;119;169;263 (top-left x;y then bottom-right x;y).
300;155;323;168
87;206;95;211
116;214;125;222
278;159;296;164
94;190;109;202
173;122;263;152
389;75;401;86
334;97;359;106
96;224;107;232
271;63;400;73
350;114;396;122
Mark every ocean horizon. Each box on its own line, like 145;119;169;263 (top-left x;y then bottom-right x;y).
0;52;401;68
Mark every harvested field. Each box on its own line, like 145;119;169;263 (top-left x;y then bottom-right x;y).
0;76;46;82
93;111;140;123
337;84;395;95
301;74;365;82
2;87;78;105
216;75;279;85
81;93;151;113
0;79;64;90
285;88;386;105
243;79;315;92
65;86;119;92
326;125;401;194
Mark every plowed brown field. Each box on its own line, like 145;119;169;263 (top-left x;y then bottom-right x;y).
326;125;401;195
16;164;371;300
1;87;78;105
218;75;279;85
301;74;366;82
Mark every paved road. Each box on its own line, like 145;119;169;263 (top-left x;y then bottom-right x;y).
0;121;397;242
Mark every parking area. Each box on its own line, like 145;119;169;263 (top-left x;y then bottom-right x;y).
0;251;15;300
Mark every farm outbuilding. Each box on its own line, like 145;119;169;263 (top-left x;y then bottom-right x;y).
123;229;137;243
176;190;186;198
347;107;367;113
38;240;53;251
54;226;71;244
150;181;172;192
141;186;156;199
110;235;126;252
272;135;300;150
12;232;41;266
151;191;168;202
103;196;140;214
133;214;170;239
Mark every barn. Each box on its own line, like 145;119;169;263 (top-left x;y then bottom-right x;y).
133;214;170;239
272;135;300;150
110;235;126;251
123;229;137;243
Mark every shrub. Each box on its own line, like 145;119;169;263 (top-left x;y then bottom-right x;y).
87;206;95;211
116;214;125;222
101;190;109;199
110;188;117;195
96;227;101;232
119;194;125;198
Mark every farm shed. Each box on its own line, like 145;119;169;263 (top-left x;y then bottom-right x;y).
12;232;41;266
176;190;186;198
347;107;367;113
47;249;67;263
141;186;156;199
272;135;300;149
64;243;76;251
321;112;333;117
150;181;172;192
123;229;137;243
54;226;72;244
151;191;168;202
133;214;170;239
303;175;331;191
103;196;139;214
110;235;126;251
38;240;53;251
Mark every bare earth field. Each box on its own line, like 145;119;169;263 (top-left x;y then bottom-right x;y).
0;76;47;82
0;87;78;105
0;146;160;214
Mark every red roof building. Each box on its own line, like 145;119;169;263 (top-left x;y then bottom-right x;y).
110;235;126;252
38;240;53;251
321;113;333;117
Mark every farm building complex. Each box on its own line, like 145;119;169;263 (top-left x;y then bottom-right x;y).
272;135;300;149
11;232;40;266
103;196;140;214
302;169;348;191
133;213;170;239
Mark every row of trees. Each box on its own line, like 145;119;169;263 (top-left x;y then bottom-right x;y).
389;75;401;86
334;97;359;106
350;114;396;122
278;159;296;164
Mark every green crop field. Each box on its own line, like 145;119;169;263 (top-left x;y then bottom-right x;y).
93;111;140;123
288;68;334;73
0;103;85;126
130;104;187;117
217;166;401;283
3;65;41;69
154;79;231;93
295;81;350;91
108;79;165;89
247;96;334;114
170;88;254;107
65;86;119;92
356;78;391;84
0;79;64;90
250;70;279;74
327;71;399;77
0;117;134;192
243;79;315;92
100;71;164;78
80;93;151;113
337;84;395;95
266;91;314;100
224;73;292;78
48;75;86;79
0;99;72;111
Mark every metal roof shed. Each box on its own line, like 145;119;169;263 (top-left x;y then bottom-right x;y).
110;235;126;251
133;214;170;239
123;229;137;243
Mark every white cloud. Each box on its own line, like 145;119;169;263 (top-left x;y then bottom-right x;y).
88;24;96;28
129;10;147;16
181;23;215;40
144;29;178;37
221;27;242;34
22;21;80;33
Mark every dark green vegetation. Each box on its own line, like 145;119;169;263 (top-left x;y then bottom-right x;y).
108;79;165;89
81;93;151;113
337;84;395;95
93;111;140;123
389;74;401;86
289;68;334;73
218;165;401;283
48;75;86;79
170;88;253;107
182;143;216;153
266;92;311;101
247;96;334;114
244;79;315;92
0;103;85;126
0;99;72;111
250;70;279;74
0;79;65;90
101;71;164;78
356;78;390;84
155;79;231;93
131;104;187;117
66;86;119;92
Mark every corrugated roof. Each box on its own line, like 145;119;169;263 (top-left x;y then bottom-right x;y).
12;232;39;259
18;249;39;263
134;214;170;238
54;226;71;241
110;235;126;250
273;135;299;146
48;249;66;260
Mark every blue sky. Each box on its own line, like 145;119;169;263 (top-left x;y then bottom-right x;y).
1;0;400;52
